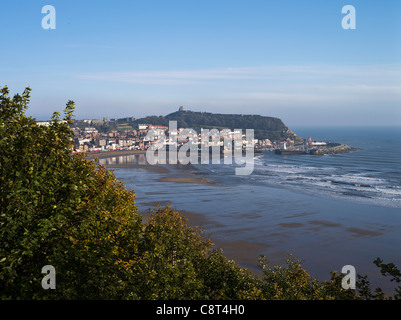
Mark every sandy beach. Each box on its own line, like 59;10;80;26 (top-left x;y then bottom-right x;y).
87;152;264;273
155;174;217;185
90;153;300;276
86;150;147;160
105;164;169;174
87;150;218;184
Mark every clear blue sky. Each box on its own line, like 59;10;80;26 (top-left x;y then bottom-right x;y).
1;0;400;126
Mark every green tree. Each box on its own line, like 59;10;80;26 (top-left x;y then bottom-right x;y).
257;255;360;300
131;206;209;299
0;86;142;299
372;258;401;299
123;206;261;300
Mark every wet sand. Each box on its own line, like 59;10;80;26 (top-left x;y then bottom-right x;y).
89;151;218;185
105;164;169;174
156;174;217;185
95;154;262;272
88;151;401;294
86;150;146;160
107;165;217;184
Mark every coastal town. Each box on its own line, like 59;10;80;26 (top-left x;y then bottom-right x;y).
36;111;355;156
37;118;302;154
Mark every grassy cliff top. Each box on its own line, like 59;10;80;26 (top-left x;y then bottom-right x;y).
134;109;302;141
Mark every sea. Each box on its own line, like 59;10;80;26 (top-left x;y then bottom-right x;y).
253;126;401;209
111;126;401;294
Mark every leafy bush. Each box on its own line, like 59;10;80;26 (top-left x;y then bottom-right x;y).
0;86;142;299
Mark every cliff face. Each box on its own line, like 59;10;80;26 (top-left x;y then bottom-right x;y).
134;110;302;142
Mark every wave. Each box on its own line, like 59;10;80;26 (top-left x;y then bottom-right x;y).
250;159;401;208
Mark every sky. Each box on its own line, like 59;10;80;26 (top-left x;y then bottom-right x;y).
1;0;400;126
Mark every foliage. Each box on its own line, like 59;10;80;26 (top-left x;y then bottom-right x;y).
0;85;143;299
372;258;401;299
1;86;400;300
132;109;301;141
258;256;360;300
131;206;210;299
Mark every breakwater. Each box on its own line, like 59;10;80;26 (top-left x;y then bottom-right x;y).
310;144;357;155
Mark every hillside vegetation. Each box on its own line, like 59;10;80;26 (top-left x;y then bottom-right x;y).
134;109;302;142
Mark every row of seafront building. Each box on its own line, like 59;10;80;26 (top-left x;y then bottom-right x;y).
37;120;323;154
69;123;281;154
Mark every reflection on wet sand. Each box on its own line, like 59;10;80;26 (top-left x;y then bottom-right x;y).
98;153;148;166
97;153;216;184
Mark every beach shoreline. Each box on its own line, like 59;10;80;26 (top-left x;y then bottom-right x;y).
88;150;219;185
87;152;262;272
85;150;147;160
87;148;401;295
